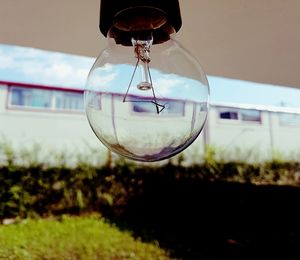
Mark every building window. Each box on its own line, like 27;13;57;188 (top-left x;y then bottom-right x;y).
11;87;52;108
8;86;83;112
240;109;261;122
218;107;261;123
278;113;300;126
219;111;238;120
132;99;185;116
54;91;83;111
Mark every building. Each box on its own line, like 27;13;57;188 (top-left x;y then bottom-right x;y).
1;80;300;164
207;103;300;162
0;80;104;165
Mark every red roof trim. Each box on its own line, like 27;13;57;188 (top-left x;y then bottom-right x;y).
0;80;84;93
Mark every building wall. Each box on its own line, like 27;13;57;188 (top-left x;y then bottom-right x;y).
207;107;272;161
0;84;7;113
1;81;300;163
208;105;300;161
0;108;97;150
271;112;300;157
0;82;106;164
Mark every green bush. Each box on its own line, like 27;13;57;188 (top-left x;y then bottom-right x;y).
1;141;300;219
1;159;300;219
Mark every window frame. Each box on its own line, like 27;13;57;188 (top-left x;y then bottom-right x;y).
130;98;186;117
217;106;262;124
278;112;300;127
7;85;84;113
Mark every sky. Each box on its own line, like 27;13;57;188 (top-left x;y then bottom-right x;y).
1;43;300;108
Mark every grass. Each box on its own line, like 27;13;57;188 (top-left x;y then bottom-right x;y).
0;215;171;260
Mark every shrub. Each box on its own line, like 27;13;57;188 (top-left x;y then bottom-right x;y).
1;142;300;219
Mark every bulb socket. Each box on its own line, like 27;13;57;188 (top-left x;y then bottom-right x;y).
99;0;182;45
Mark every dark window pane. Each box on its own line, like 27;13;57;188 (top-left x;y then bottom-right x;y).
11;88;26;106
219;111;238;120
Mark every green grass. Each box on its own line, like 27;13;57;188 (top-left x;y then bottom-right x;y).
0;215;171;260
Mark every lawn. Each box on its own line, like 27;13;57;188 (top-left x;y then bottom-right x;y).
0;215;171;260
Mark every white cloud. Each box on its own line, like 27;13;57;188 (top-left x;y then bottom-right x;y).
17;61;90;87
0;44;94;88
154;76;182;96
10;46;41;59
87;68;118;90
100;63;114;72
0;49;15;69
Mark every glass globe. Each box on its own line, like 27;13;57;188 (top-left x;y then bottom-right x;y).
85;32;209;162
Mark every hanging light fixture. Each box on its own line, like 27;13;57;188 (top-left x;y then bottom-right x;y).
84;0;209;162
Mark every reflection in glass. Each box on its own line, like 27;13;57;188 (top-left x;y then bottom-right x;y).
85;34;209;162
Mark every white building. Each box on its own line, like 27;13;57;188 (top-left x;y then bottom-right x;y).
1;80;300;164
207;103;300;162
0;80;105;165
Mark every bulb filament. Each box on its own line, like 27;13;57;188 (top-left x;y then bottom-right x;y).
123;37;165;114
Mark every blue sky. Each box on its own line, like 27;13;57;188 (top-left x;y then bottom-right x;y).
1;43;300;108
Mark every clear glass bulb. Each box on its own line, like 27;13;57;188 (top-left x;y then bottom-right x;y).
85;33;209;162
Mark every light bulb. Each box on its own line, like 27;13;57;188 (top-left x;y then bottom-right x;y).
85;1;209;162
